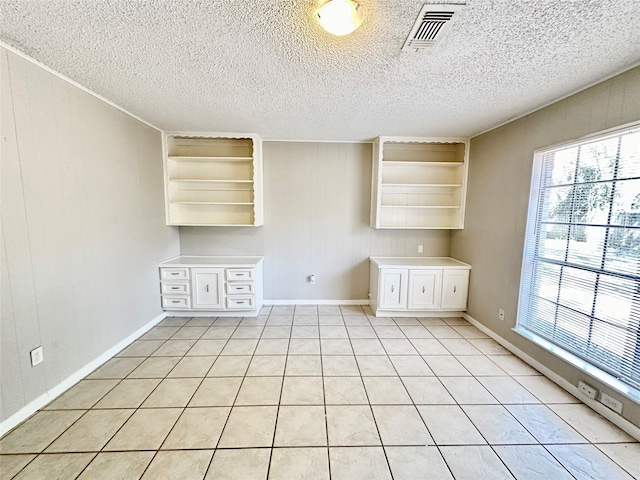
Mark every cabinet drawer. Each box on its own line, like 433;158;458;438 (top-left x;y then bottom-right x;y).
226;269;253;281
226;296;254;309
161;268;190;281
162;296;191;309
162;283;190;295
226;283;254;294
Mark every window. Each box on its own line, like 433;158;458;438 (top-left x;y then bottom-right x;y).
516;124;640;397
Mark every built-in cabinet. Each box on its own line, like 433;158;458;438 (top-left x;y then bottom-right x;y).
159;256;264;316
408;269;441;310
163;133;263;226
370;137;469;229
369;257;471;316
192;268;224;309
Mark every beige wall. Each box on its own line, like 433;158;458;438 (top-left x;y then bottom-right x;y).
451;66;640;426
0;48;180;423
180;141;451;300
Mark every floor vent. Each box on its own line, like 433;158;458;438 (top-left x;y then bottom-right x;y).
402;3;465;51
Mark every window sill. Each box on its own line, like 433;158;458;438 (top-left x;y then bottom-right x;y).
513;327;640;404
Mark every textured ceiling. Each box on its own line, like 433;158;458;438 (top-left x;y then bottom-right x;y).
1;0;639;141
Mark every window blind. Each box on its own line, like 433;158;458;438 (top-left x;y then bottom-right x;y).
517;125;640;392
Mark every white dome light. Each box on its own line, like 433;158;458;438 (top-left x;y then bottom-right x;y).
317;0;364;36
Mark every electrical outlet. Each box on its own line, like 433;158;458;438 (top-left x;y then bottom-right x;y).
30;346;44;367
418;244;423;253
578;380;597;399
308;274;316;284
498;308;505;321
600;392;623;414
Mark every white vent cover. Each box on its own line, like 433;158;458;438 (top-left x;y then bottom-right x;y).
402;3;465;51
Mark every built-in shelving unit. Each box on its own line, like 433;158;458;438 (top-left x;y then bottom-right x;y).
370;137;469;229
163;133;263;226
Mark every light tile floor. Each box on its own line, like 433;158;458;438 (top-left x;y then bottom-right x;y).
1;306;639;479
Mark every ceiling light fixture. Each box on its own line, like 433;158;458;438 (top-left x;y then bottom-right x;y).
317;0;364;36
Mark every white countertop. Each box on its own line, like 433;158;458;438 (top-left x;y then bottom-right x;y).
369;256;471;268
160;255;264;267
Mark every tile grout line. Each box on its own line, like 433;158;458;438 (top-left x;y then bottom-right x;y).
201;315;252;479
90;316;213;478
63;320;188;479
8;320;187;478
294;311;330;462
413;318;531;478
386;316;456;480
142;315;227;479
88;316;225;477
317;307;333;480
346;309;396;479
409;317;586;479
3;310;638;479
264;306;295;479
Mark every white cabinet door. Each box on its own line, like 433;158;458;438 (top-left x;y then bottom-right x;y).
378;269;407;310
192;268;224;309
407;269;442;310
441;269;469;310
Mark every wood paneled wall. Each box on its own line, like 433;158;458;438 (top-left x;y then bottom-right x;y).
451;66;640;427
180;142;451;301
0;48;180;422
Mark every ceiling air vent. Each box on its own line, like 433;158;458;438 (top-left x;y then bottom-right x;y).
402;3;465;51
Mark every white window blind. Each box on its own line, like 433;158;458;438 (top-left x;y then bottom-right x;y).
517;125;640;393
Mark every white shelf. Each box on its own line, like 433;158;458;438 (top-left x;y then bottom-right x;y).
170;201;254;206
382;161;464;167
381;183;463;188
371;136;469;230
163;133;263;226
380;205;461;209
169;179;253;184
168;156;253;162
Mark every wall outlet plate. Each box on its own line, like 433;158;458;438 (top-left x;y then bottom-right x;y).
600;392;623;414
30;346;44;367
578;380;597;399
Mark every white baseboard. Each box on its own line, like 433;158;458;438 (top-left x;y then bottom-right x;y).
166;310;261;318
264;299;370;306
462;313;640;441
0;311;166;437
373;310;465;318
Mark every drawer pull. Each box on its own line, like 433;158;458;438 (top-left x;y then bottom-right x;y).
422;286;425;294
171;286;180;290
171;272;179;276
206;284;209;293
237;301;246;304
171;300;180;304
391;285;394;293
454;285;457;293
